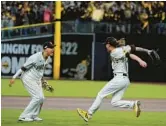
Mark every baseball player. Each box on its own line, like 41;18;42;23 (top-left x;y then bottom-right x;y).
77;37;153;122
9;41;55;122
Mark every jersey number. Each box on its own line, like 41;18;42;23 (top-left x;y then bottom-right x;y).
61;42;78;55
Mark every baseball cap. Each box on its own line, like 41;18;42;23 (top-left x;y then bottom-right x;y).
102;37;118;47
43;41;56;49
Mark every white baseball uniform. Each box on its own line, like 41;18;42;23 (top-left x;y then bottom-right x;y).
13;52;50;119
88;45;135;115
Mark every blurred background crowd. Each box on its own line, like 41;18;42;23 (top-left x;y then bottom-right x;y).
62;1;166;23
1;1;53;27
1;1;166;36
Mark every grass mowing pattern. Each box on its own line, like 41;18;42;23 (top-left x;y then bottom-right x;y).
2;79;166;98
2;109;166;126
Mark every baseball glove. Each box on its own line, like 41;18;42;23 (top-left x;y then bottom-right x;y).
41;79;54;93
148;49;161;66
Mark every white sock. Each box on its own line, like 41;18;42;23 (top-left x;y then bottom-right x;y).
88;95;103;115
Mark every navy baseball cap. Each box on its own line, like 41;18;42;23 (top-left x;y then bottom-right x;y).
102;37;118;47
43;41;56;49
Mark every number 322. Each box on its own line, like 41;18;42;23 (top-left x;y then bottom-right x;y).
61;42;78;55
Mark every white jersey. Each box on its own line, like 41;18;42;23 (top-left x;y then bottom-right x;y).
110;45;131;75
21;52;50;81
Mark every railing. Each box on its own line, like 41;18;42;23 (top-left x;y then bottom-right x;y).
1;21;166;39
1;22;54;40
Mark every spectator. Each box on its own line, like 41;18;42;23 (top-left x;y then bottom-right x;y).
22;11;29;35
2;1;165;25
7;15;15;38
1;12;8;38
1;1;166;35
43;5;52;23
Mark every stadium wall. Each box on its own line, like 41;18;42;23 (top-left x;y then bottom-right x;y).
1;33;166;82
94;33;166;82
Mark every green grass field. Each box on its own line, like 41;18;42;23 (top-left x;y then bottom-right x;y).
1;79;166;98
2;109;166;126
2;79;166;126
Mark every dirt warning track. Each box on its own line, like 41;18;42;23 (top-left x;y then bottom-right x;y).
2;96;166;112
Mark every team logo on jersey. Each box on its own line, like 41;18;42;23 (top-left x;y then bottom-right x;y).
111;57;126;63
35;64;45;71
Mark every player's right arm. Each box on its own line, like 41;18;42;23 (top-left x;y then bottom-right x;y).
9;69;23;87
21;54;36;71
9;54;36;87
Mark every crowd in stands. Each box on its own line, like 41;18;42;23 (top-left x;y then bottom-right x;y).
1;1;53;28
61;1;166;34
1;1;166;36
62;1;166;23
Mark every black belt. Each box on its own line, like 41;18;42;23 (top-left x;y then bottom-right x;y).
114;73;127;76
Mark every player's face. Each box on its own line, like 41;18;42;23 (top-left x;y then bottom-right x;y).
105;44;111;52
46;48;54;56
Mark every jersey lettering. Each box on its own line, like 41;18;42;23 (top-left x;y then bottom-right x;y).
111;48;128;74
35;64;45;71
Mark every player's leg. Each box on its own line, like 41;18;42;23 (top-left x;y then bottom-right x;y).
32;102;44;121
19;78;44;121
111;77;141;117
32;82;44;121
77;76;126;122
111;86;134;108
88;77;126;115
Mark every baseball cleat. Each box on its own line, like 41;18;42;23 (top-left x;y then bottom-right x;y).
33;117;43;121
18;117;34;122
77;108;91;122
134;100;141;117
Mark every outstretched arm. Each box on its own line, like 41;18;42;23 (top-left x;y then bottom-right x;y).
13;69;23;79
9;69;23;87
9;54;36;87
135;47;152;54
123;45;152;54
129;54;147;68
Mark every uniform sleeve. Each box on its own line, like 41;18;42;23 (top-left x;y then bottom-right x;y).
22;55;36;71
122;45;136;54
12;69;22;79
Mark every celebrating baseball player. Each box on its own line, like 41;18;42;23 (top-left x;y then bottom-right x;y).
9;42;55;122
77;37;160;122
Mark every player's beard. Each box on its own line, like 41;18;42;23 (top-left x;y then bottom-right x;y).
48;50;54;56
49;52;53;56
46;48;54;56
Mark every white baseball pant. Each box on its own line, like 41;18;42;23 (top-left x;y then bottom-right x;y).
19;75;44;119
88;74;135;115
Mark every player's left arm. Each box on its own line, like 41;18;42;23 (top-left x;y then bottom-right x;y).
129;53;147;68
41;60;54;93
124;45;160;66
135;47;152;54
134;46;160;65
123;45;152;54
41;77;54;93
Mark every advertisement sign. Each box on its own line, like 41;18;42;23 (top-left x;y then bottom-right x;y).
1;34;94;80
1;36;54;77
